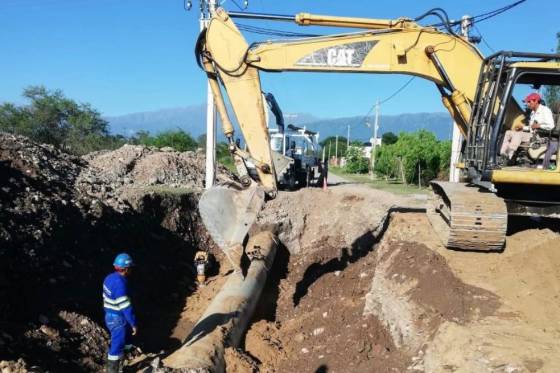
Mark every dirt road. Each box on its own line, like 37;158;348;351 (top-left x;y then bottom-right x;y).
326;171;351;186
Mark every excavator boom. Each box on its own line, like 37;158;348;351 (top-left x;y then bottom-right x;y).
201;8;488;194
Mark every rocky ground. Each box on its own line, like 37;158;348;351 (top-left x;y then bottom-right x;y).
2;133;560;372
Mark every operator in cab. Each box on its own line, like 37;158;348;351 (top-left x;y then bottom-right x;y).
500;92;554;164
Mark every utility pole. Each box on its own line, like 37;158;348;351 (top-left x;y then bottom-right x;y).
447;16;472;183
372;99;380;171
335;135;339;165
189;0;218;189
205;0;218;189
347;125;350;148
187;0;251;188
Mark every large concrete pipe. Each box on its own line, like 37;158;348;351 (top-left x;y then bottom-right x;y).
163;231;277;372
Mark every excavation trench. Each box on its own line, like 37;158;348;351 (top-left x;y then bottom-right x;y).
3;134;484;372
153;187;501;373
0;138;244;372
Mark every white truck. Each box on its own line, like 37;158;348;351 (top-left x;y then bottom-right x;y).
269;123;323;189
246;93;325;190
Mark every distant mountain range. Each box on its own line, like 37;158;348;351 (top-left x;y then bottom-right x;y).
301;112;454;142
106;105;208;137
105;105;454;142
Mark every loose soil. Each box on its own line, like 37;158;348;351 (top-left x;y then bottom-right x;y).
217;186;560;372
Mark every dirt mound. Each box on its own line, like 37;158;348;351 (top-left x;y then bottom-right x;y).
256;185;401;254
377;212;560;372
19;311;108;371
0;133;123;252
235;186;406;371
245;242;408;373
364;240;500;354
239;236;501;372
83;144;234;193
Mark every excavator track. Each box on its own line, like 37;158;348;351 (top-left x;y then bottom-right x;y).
426;181;508;251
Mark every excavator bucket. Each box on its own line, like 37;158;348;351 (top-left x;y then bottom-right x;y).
198;183;265;251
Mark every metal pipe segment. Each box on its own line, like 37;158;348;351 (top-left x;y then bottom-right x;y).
163;231;278;372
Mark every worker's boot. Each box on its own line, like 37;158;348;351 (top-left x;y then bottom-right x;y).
106;359;120;373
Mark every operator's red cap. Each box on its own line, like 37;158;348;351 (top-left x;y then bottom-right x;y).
524;92;541;102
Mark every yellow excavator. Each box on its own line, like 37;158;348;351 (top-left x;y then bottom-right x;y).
197;7;560;260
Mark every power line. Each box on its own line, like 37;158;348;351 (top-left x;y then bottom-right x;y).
380;77;416;105
361;77;416;124
471;0;526;24
428;0;526;30
230;0;247;11
222;2;527;40
474;25;496;53
236;23;321;38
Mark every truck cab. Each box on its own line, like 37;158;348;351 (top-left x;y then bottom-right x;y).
269;124;322;189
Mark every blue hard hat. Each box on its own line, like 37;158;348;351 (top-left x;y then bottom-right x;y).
113;253;134;268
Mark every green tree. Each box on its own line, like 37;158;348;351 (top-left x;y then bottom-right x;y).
382;132;398;145
373;130;450;185
197;134;207;150
320;136;348;158
0;85;119;154
344;146;369;174
137;129;198;152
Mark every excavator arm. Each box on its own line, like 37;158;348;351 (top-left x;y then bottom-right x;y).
200;7;491;196
197;8;525;258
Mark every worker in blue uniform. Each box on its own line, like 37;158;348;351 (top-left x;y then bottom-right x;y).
103;253;138;373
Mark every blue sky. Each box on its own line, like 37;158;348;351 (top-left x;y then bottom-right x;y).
1;0;558;118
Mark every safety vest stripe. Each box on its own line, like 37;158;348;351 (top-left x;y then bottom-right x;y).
103;301;131;311
117;301;131;310
107;353;123;361
103;303;121;311
103;295;130;305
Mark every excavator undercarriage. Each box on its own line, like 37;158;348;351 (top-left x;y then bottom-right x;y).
427;182;508;251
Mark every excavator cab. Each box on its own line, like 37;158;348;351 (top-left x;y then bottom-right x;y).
465;51;560;178
428;53;560;251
